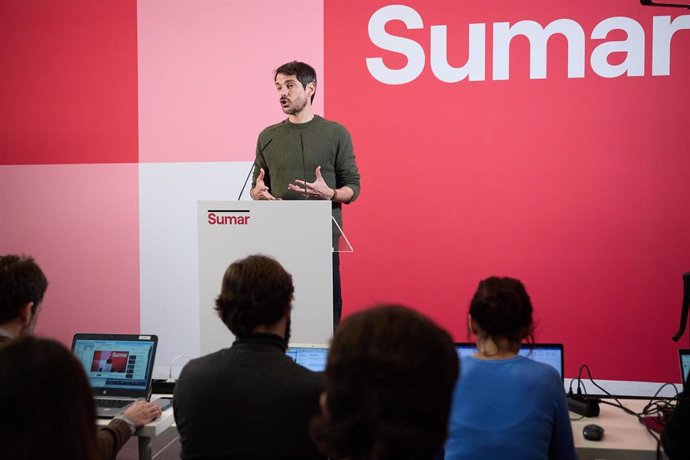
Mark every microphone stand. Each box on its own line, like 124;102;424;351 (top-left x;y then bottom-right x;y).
237;163;254;200
672;272;690;343
640;0;690;8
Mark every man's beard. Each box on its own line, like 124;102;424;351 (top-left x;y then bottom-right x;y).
284;317;291;345
282;96;307;115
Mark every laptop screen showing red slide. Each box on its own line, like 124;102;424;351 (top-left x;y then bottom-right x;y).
71;333;158;399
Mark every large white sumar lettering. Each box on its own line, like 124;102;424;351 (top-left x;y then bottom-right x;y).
366;4;690;84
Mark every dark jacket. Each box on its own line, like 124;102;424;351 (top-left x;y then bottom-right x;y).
174;333;326;460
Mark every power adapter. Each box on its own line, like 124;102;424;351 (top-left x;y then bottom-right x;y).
567;395;600;417
152;379;176;394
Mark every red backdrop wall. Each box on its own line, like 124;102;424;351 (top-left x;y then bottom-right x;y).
2;0;689;384
0;0;138;165
327;0;690;382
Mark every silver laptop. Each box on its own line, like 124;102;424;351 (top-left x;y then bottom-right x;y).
286;343;329;372
71;333;158;418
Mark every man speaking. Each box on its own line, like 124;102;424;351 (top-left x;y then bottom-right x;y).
250;61;361;327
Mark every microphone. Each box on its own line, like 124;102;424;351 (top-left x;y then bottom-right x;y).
237;138;272;200
672;272;690;342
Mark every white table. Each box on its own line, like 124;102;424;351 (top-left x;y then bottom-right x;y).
96;396;175;460
571;399;668;460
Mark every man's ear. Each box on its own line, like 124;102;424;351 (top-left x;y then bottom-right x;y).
319;392;328;418
19;302;35;325
307;81;316;96
467;314;478;335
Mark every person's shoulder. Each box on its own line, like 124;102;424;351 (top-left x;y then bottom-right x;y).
314;115;349;133
177;349;227;379
281;362;325;393
275;355;324;381
516;357;563;387
259;119;289;137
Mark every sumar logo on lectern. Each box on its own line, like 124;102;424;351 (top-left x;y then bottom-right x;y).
207;209;251;225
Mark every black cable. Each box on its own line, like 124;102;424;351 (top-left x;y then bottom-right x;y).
578;364;629;411
574;364;682;460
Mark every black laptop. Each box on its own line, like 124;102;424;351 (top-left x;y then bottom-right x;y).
455;342;565;380
71;333;158;418
286;343;329;372
679;349;690;390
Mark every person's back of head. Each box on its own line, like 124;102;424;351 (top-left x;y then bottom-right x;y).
312;305;459;460
0;336;99;460
469;276;534;345
214;254;294;337
0;254;48;334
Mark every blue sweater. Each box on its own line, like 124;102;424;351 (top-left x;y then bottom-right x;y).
444;355;577;460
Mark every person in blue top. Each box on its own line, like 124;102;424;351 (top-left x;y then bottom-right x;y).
444;276;577;460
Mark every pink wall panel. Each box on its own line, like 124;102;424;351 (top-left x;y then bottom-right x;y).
0;0;138;165
326;0;690;382
0;165;140;348
137;0;325;163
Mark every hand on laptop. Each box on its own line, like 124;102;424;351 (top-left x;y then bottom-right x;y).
123;400;163;427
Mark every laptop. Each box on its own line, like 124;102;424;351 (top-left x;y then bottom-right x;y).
71;333;158;418
286;343;329;372
679;349;690;390
455;342;565;380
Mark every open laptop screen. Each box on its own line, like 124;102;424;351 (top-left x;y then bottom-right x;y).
680;349;690;389
286;343;329;372
455;342;564;380
71;333;157;398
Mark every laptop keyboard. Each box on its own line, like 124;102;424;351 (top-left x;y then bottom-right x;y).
97;399;132;408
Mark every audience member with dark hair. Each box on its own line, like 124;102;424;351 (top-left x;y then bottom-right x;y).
311;305;459;460
444;276;576;460
0;254;162;459
0;336;100;459
174;254;326;460
0;254;48;338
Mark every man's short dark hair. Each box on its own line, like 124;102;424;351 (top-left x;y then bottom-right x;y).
311;305;460;460
214;254;294;337
275;61;317;103
0;255;48;324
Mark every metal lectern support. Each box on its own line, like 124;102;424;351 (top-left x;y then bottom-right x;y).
332;216;353;253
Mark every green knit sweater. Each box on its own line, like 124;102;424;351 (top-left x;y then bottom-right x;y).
252;115;361;236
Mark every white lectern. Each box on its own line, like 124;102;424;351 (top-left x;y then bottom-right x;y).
197;200;333;355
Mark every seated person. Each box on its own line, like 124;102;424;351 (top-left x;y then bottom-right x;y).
444;276;576;460
174;254;326;460
0;336;113;459
0;253;162;459
311;304;459;460
662;370;690;459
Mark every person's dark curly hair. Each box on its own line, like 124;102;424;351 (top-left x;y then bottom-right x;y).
468;276;534;345
0;255;48;324
311;305;459;460
214;254;294;337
